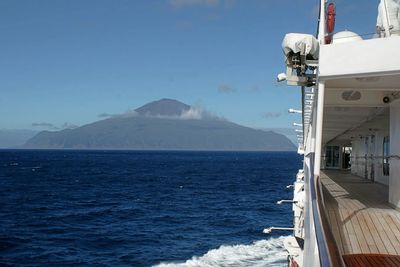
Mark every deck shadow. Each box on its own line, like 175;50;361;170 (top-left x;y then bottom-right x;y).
320;170;400;256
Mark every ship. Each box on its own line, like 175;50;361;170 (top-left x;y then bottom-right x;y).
264;1;400;266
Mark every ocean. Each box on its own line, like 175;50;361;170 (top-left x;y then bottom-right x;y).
0;150;301;266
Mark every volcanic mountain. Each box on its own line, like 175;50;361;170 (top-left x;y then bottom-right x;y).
24;99;296;151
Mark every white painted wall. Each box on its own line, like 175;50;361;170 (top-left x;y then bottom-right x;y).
319;37;400;79
351;138;366;177
389;99;400;207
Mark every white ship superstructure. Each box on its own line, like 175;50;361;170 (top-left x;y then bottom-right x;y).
269;1;400;266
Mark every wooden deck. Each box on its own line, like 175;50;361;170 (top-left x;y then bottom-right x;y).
343;254;400;267
321;170;400;258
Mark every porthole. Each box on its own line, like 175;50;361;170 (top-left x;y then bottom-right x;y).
342;91;361;101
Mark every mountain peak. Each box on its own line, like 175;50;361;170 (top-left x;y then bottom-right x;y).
135;98;191;117
23;97;296;151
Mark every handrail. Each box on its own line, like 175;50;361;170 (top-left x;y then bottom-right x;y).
309;153;344;266
314;175;344;266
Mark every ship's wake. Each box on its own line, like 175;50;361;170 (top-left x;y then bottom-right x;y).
154;236;288;267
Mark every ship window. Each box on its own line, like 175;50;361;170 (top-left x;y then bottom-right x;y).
383;136;390;176
326;146;340;168
342;146;352;169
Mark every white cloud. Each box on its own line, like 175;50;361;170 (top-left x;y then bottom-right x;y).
121;110;139;118
180;107;203;120
99;106;224;121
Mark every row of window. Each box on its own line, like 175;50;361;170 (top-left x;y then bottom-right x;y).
383;136;390;176
325;136;390;176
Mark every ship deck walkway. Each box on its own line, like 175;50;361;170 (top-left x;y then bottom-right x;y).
321;170;400;259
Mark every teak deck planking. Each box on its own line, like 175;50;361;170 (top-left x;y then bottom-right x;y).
320;170;400;260
343;254;400;267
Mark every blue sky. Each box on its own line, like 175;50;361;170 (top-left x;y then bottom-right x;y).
0;0;378;131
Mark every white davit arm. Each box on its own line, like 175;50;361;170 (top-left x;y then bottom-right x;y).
377;2;383;30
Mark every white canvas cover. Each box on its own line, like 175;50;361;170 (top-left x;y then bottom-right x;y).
377;0;400;36
282;33;319;59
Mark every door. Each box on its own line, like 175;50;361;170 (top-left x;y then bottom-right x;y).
326;146;340;168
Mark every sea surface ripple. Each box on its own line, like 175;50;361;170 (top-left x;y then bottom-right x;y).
0;150;301;266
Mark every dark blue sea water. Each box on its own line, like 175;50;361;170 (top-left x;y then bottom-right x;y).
0;150;301;266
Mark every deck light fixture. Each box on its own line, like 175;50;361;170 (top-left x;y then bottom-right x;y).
288;108;302;114
263;227;294;234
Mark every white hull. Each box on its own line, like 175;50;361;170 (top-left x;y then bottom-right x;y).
276;1;400;266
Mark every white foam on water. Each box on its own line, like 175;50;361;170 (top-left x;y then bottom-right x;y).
154;236;289;267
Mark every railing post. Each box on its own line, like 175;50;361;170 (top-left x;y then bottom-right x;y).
314;82;325;177
318;0;326;44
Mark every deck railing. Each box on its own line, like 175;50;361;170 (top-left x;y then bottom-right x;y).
308;152;343;266
315;174;344;266
310;176;343;264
